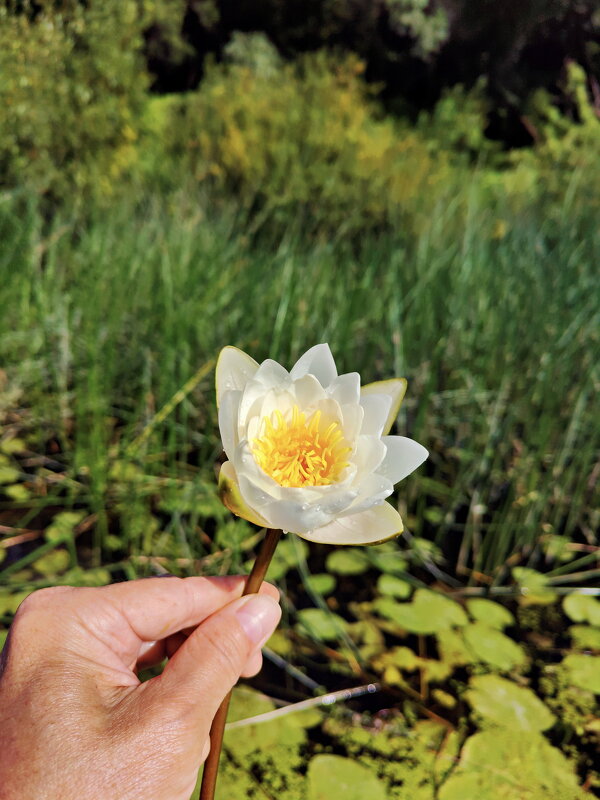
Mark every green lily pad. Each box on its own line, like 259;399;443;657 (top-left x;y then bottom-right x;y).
423;506;444;524
374;646;453;684
326;548;370;575
228;685;274;722
542;534;574;563
410;537;443;564
379;648;451;683
348;620;385;660
437;628;474;666
4;484;30;501
432;688;457;709
33;548;70;577
258;535;309;581
296;607;348;641
512;567;557;605
439;729;585;800
225;686;311;760
304;573;337;596
0;465;19;484
367;542;408;575
307;755;387;800
466;598;514;630
563;654;600;694
0;438;25;455
462;622;527;671
375;645;421;671
377;573;412;599
62;567;111;586
422;659;453;683
465;674;555;732
265;629;293;656
45;511;86;541
569;625;600;650
0;590;31;616
563;594;600;626
375;588;468;634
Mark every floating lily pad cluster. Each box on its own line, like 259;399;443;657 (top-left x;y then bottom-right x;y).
1;457;598;797
218;665;592;800
259;547;600;797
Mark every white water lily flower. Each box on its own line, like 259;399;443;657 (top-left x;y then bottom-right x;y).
216;344;428;546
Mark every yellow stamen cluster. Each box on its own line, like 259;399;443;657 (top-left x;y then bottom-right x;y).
252;406;351;487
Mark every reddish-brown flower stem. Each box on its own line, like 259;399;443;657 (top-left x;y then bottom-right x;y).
199;527;283;800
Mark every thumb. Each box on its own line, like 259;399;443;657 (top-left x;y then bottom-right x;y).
144;593;281;732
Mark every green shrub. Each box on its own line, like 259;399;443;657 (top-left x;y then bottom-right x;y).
507;62;600;216
416;78;498;161
141;44;600;237
0;1;153;200
3;5;600;237
141;45;457;235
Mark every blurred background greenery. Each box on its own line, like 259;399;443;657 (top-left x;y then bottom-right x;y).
0;1;599;797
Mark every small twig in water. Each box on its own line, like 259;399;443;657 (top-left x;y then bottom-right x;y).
225;683;381;730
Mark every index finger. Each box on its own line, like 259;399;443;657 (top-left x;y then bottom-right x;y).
12;577;278;669
90;576;279;649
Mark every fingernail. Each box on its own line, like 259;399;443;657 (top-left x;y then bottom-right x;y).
235;594;281;646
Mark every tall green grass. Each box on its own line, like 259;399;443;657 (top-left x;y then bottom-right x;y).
0;186;597;582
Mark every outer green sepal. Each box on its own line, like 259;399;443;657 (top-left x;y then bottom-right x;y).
215;346;259;408
361;378;408;434
218;460;269;527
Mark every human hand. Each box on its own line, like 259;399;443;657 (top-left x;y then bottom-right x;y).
0;576;281;800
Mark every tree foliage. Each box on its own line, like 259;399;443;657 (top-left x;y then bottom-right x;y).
145;0;600;145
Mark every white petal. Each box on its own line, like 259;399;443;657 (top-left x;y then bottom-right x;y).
218;390;242;459
215;347;259;408
254;358;290;386
378;436;428;484
361;378;407;434
351;435;387;476
260;460;358;493
339;403;364;442
218;461;270;527
297;502;404;545
238;378;291;439
234;441;358;510
360;394;392;437
246;414;262;443
257;388;298;426
315;396;344;426
238;381;269;430
290;344;337;387
327;373;360;406
238;361;291;428
253;382;337;438
237;469;280;508
335;462;359;484
342;473;393;515
259;497;335;534
279;484;358;516
233;442;283;500
291;373;327;410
